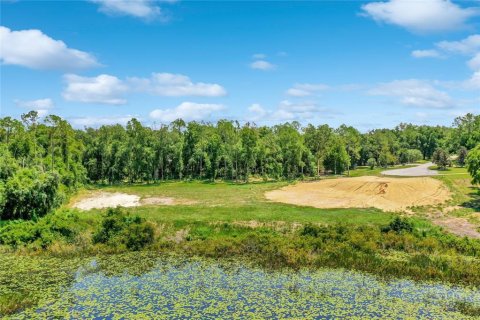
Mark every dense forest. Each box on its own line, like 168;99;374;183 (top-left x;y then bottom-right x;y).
1;111;479;220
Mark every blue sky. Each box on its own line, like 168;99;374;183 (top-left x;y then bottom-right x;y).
1;0;479;130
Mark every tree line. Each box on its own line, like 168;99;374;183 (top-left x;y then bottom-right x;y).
1;111;479;219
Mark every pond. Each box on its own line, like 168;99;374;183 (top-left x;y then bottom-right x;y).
9;253;480;319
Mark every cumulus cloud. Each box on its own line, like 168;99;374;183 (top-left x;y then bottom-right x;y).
0;26;99;70
90;0;162;19
149;102;225;122
62;74;128;105
128;73;227;97
465;70;480;89
14;98;54;109
411;49;442;58
369;79;455;109
250;60;276;71
361;0;479;33
468;53;480;70
247;103;268;121
247;100;338;122
286;83;330;97
70;115;135;127
436;34;480;55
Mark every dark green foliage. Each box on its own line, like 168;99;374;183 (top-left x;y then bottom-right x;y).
457;146;468;167
93;207;154;250
453;301;480;317
381;217;414;234
432;148;449;170
1;169;61;220
0;210;80;248
367;157;376;169
123;223;155;251
467;145;480;185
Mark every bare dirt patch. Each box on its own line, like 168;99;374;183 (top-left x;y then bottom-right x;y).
73;192;196;210
265;176;451;212
73;192;140;210
433;217;480;239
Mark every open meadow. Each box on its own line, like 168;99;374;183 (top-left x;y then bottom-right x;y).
2;1;480;316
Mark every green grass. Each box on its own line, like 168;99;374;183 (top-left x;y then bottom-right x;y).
429;166;470;174
74;181;393;226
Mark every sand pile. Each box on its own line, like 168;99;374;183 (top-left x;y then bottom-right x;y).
265;176;451;212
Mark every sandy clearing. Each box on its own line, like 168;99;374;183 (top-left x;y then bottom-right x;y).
73;192;140;210
381;162;438;177
73;192;194;210
265;176;451;212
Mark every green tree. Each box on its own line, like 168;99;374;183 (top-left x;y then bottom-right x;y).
457;147;468;167
466;145;480;184
432;148;449;170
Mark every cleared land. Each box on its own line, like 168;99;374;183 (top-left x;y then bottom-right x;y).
265;176;451;212
73;192;194;210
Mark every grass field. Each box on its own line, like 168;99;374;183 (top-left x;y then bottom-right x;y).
70;181;394;226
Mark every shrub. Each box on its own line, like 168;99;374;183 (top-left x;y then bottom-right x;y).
92;207;154;251
1;169;61;220
381;217;413;234
367;158;376;169
122;223;155;251
0;210;80;248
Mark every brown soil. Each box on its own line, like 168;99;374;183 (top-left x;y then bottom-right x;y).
265;176;451;212
433;217;480;239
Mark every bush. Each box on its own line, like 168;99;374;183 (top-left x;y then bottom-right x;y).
381;217;413;234
1;169;61;220
367;158;376;169
0;210;80;248
92;207;154;251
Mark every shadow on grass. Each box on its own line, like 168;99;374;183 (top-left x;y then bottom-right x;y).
461;187;480;211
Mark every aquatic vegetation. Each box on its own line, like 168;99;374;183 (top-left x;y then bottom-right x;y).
2;253;479;319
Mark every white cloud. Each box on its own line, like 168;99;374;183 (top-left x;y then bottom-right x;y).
250;60;276;71
286;83;330;97
361;0;479;33
149;102;224;122
247;103;268;121
0;26;99;70
128;73;226;97
62;74;128;105
14;98;54;109
247;100;337;122
436;34;480;55
90;0;162;19
465;70;480;89
369;79;455;109
468;53;480;70
411;49;441;58
70;115;135;127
